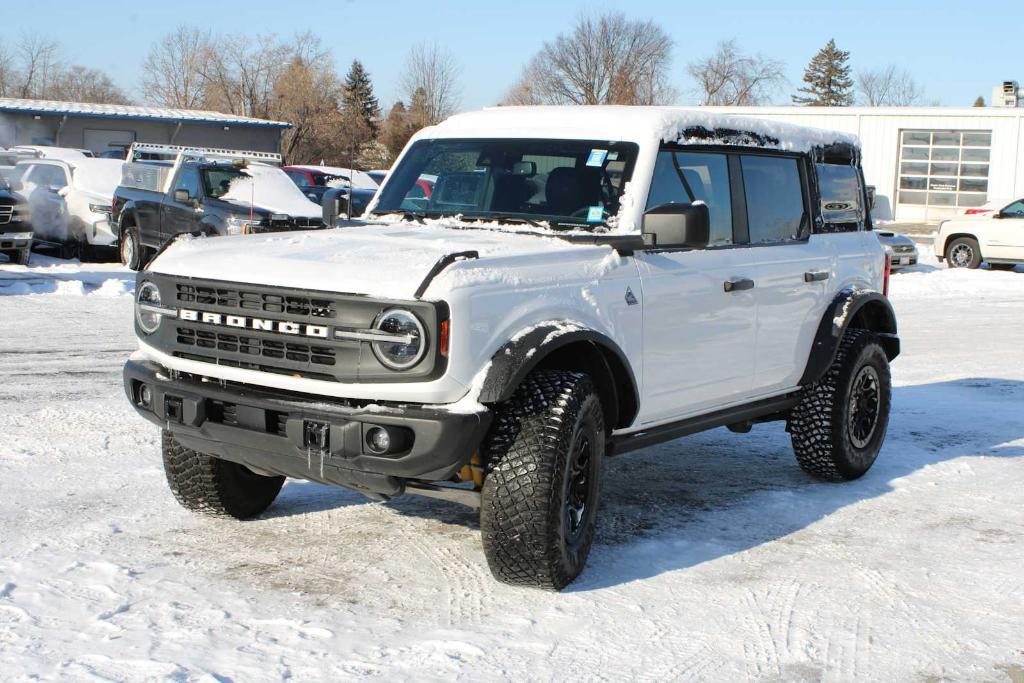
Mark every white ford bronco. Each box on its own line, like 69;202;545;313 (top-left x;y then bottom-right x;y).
124;106;899;589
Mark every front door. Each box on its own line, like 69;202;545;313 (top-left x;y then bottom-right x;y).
986;199;1024;260
635;149;757;425
160;167;201;243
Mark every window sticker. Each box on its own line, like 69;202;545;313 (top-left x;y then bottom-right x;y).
586;149;608;167
586;205;604;222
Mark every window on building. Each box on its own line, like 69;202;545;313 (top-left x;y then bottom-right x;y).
897;130;991;208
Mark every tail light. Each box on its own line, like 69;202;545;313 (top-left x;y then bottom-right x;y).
964;208;991;215
439;319;450;357
883;253;891;296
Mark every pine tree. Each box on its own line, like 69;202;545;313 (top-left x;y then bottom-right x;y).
342;59;381;137
973;96;985;107
792;39;854;106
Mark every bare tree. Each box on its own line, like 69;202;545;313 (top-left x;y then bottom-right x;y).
141;25;210;108
857;65;923;106
399;43;461;124
200;34;292;118
15;33;61;99
687;40;786;106
503;12;675;106
49;65;129;104
0;45;15;97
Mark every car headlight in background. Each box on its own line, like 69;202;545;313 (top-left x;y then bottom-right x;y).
371;309;426;370
136;281;164;334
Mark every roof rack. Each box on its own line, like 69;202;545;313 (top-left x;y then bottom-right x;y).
126;142;282;165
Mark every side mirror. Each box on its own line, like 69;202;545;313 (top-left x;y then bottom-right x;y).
8;179;22;192
642;202;710;249
173;189;191;204
322;190;350;225
47;184;64;194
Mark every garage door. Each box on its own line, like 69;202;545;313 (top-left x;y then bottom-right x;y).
83;129;136;156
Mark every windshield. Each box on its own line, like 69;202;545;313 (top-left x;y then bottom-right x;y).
374;138;639;228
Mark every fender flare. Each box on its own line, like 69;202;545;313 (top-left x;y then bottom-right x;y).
477;325;640;430
800;288;900;386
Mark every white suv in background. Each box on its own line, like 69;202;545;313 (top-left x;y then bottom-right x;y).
935;197;1024;270
124;107;899;589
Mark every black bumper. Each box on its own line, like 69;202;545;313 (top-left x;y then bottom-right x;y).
124;358;491;499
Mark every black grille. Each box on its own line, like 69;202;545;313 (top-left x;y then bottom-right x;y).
206;399;289;436
176;327;337;366
0;206;13;225
176;283;336;318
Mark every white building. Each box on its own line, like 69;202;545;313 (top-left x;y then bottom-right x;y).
709;106;1024;223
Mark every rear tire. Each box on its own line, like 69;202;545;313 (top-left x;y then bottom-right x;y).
479;369;605;590
789;329;891;481
945;237;981;269
161;431;285;519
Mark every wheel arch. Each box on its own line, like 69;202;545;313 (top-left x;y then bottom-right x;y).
800;288;899;386
477;325;639;432
941;231;981;258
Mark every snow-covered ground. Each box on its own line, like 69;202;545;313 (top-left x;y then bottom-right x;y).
1;254;1022;681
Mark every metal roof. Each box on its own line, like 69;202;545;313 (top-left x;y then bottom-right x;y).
0;98;291;128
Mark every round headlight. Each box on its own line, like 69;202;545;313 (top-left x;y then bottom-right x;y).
371;309;426;370
136;281;163;334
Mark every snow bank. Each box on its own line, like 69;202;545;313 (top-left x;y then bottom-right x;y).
221;164;322;218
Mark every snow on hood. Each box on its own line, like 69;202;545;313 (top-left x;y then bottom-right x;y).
221;164;322;218
150;222;608;300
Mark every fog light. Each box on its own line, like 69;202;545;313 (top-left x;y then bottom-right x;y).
138;383;152;408
366;426;391;454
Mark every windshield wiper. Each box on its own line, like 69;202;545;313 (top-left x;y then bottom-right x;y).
372;208;426;224
462;213;544;228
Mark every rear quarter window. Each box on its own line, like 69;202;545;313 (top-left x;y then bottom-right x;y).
816;163;865;232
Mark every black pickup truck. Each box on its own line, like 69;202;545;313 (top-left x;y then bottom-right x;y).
113;158;325;270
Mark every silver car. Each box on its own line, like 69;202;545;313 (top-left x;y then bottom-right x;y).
876;230;919;269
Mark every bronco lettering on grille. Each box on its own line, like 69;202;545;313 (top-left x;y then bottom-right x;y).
178;308;329;338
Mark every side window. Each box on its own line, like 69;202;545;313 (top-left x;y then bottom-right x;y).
741;155;806;243
816;163;865;232
646;150;733;245
31;164;68;189
1001;200;1024;217
174;168;200;199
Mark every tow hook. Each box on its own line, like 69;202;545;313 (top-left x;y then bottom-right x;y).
303;420;330;452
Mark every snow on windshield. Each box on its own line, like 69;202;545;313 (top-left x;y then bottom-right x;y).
222;164;322;218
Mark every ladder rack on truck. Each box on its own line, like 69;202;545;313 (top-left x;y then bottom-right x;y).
121;143;283;193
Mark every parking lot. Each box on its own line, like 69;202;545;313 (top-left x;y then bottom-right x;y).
1;252;1022;680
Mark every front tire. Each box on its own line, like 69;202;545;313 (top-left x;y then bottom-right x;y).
789;329;892;481
161;431;285;519
11;247;30;266
120;227;144;270
480;369;605;590
945;237;981;269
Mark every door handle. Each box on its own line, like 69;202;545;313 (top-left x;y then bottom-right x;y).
724;277;755;292
804;270;830;282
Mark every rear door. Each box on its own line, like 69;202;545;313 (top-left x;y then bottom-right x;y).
160;167;202;243
743;153;832;395
634;149;757;425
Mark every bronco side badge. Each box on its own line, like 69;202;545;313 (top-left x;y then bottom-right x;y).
625;287;638;306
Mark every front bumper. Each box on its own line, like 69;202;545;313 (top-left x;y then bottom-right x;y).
124;358;491;499
0;231;33;251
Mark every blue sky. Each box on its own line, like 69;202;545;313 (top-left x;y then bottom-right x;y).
6;0;1022;110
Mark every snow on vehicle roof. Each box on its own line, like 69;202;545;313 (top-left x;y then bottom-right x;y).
422;105;859;152
69;158;124;197
9;145;88;161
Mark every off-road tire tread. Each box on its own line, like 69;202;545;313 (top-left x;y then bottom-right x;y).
12;247;30;266
480;369;604;590
161;431;284;519
789;329;890;481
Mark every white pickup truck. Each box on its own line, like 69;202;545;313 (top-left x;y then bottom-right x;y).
124;106;899;589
